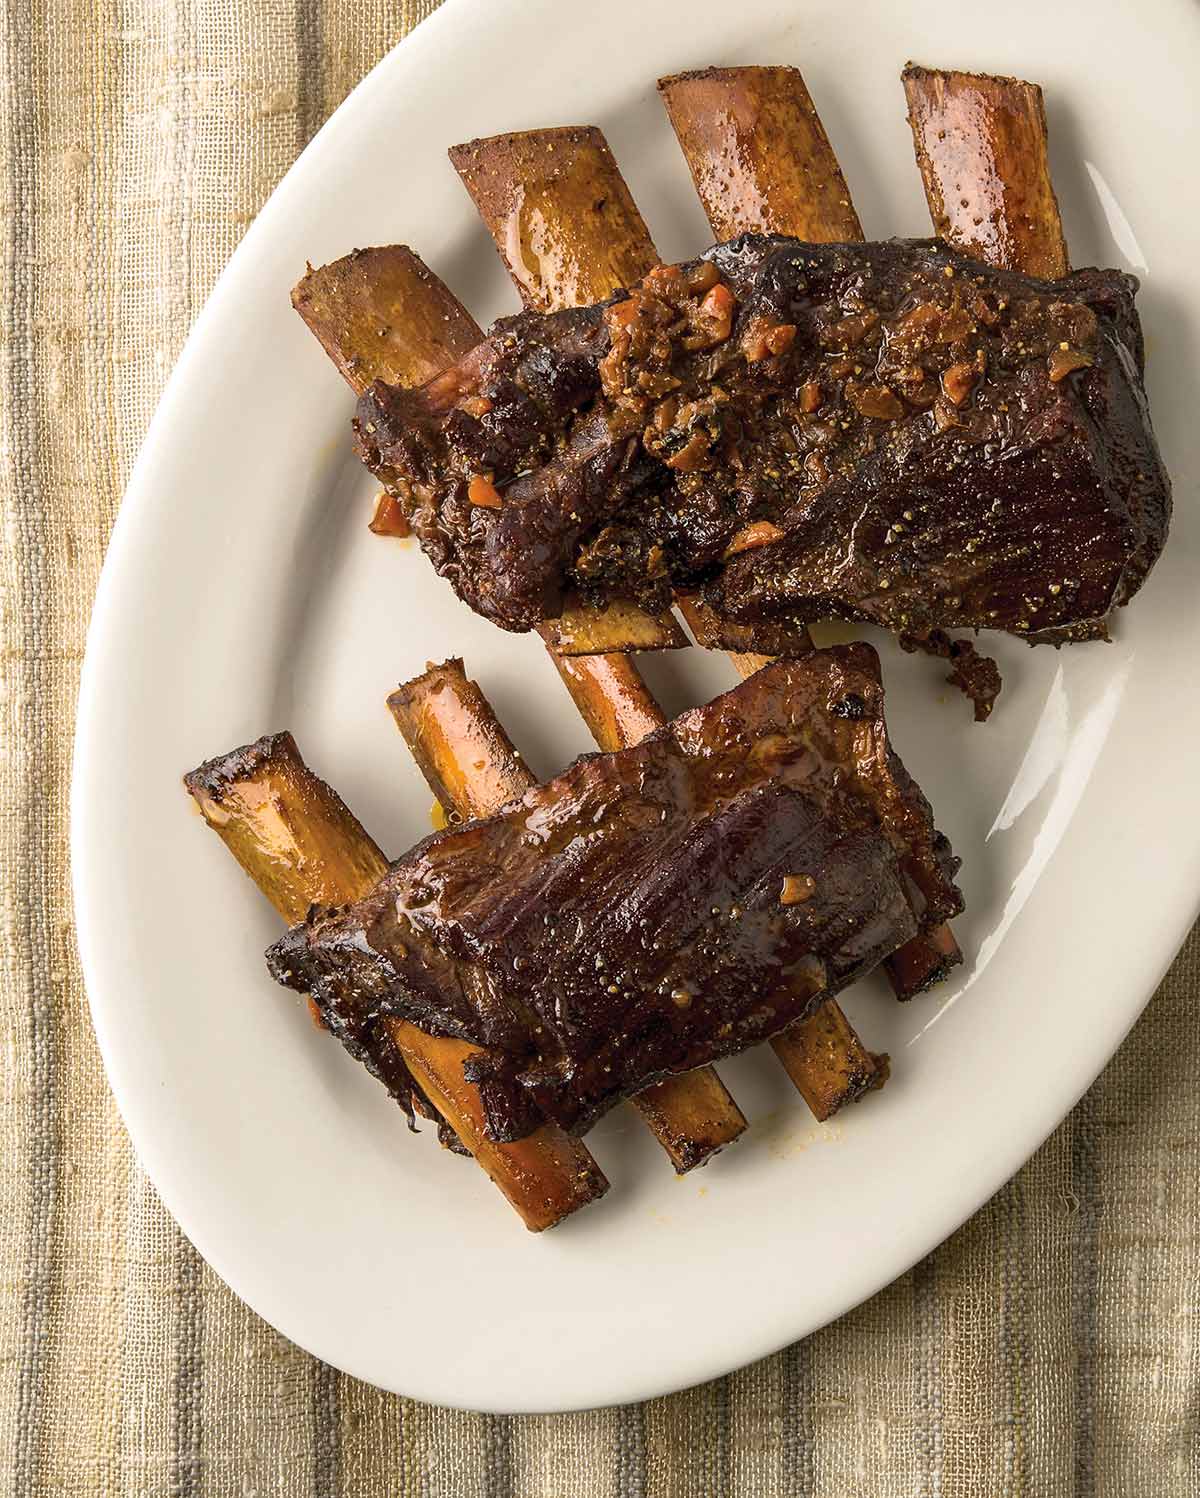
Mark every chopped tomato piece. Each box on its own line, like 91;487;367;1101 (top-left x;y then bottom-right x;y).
467;474;503;509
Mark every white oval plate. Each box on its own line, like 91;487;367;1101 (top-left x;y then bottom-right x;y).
73;0;1200;1412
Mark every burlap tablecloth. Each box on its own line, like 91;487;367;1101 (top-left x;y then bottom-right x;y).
2;2;1197;1492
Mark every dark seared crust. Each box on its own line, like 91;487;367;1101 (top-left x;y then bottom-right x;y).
681;593;815;654
267;648;963;1141
356;312;659;629
355;234;1169;645
1022;616;1112;647
332;1006;443;1140
884;921;963;999
183;732;298;803
898;629;1002;722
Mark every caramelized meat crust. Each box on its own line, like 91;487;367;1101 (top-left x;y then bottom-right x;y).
355;235;1168;645
268;648;962;1141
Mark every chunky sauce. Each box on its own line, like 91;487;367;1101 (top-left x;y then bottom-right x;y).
355;236;1168;646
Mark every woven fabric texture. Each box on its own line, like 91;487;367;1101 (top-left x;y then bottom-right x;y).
1;2;1197;1492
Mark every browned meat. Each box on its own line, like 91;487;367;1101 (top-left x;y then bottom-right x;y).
267;647;962;1141
355;235;1169;646
898;629;1003;722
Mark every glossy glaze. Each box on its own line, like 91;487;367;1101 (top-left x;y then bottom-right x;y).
546;647;666;753
77;0;1200;1409
456;117;882;1132
660;67;863;244
185;732;608;1230
268;649;962;1139
392;658;747;1169
537;594;687;654
449;128;659;312
324;255;742;1164
358;236;1169;643
903;65;1070;281
388;657;534;822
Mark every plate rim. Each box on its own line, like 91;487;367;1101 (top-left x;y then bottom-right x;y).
70;0;1200;1411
